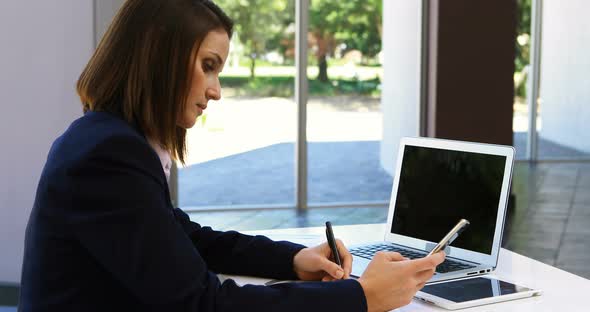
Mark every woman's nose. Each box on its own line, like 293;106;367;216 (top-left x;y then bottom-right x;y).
206;79;221;101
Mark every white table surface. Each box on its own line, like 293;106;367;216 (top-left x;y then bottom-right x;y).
245;223;590;312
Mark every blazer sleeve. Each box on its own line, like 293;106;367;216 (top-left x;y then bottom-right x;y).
172;208;305;279
65;134;368;312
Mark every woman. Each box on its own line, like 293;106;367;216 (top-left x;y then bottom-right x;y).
19;1;444;311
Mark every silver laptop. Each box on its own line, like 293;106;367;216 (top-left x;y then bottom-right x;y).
350;137;515;283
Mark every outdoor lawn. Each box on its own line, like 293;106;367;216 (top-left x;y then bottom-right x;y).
219;64;383;98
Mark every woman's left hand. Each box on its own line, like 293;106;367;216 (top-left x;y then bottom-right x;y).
292;239;353;281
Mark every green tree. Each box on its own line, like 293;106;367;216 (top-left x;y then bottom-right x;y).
515;0;531;98
216;0;290;78
515;0;531;72
217;0;382;82
310;0;382;82
333;0;382;63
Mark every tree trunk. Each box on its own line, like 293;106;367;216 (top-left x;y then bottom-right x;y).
249;55;256;79
317;54;329;82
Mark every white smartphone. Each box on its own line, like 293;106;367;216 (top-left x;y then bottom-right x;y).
427;219;470;256
415;276;542;310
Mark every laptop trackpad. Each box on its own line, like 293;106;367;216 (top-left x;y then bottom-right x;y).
351;255;371;278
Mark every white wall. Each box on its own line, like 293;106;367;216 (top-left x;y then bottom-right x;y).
95;0;125;47
0;1;93;282
380;1;423;175
539;0;590;153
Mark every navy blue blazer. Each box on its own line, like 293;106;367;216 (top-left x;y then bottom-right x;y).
19;111;367;311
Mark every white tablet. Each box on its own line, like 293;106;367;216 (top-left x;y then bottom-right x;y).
415;276;542;310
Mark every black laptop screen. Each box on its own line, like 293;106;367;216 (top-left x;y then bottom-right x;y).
390;145;507;255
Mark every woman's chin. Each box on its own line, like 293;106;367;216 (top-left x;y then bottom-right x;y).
177;117;197;129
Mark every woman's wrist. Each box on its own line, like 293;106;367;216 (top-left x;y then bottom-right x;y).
356;277;377;312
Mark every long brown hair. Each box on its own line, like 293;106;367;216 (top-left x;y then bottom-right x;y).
77;0;233;164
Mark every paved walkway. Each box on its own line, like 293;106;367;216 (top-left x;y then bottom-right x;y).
179;141;392;207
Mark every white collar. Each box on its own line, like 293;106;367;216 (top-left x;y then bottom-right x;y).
147;138;171;184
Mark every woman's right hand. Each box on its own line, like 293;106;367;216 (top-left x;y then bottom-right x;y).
357;251;446;312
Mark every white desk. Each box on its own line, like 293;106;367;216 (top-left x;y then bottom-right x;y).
244;223;590;312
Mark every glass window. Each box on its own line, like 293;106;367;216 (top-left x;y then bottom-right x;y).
178;0;296;208
513;0;531;160
306;0;392;205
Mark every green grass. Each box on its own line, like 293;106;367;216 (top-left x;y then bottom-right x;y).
220;75;381;97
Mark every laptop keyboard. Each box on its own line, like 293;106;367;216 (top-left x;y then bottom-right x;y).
350;243;476;274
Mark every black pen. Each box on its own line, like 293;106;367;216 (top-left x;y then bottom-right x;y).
325;221;342;267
